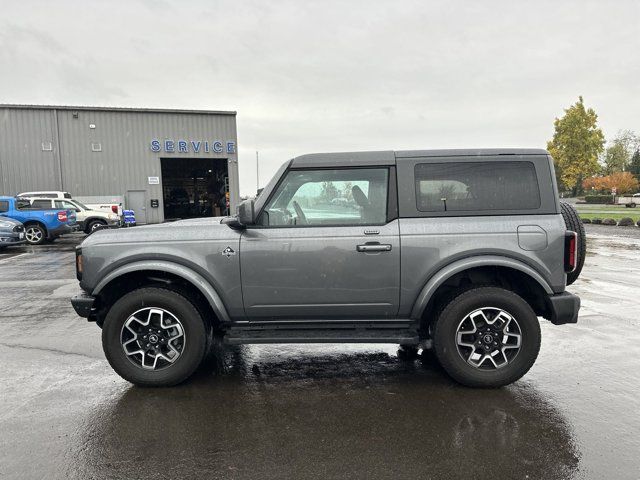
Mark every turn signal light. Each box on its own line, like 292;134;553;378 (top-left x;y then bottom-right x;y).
76;248;83;281
564;231;577;273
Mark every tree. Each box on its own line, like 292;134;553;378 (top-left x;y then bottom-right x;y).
583;172;639;195
602;130;640;174
629;150;640;179
547;96;605;196
320;181;339;202
603;141;628;174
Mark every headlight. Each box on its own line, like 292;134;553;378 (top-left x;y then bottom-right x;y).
0;220;15;228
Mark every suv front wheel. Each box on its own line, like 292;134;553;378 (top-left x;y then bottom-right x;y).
102;287;207;387
433;287;541;388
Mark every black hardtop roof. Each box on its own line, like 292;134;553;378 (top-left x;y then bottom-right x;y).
291;148;548;167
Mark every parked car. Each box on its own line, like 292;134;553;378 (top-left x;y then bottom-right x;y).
0;196;78;245
17;191;123;216
25;198;120;233
0;217;25;250
71;148;582;388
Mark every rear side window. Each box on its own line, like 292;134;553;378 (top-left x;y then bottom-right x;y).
0;201;8;213
31;200;52;209
415;161;541;212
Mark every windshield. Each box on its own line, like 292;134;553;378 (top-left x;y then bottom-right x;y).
71;200;89;209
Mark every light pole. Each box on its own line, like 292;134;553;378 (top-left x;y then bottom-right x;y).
256;151;259;192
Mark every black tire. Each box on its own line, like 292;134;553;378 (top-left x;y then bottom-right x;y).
24;223;46;245
560;201;586;285
86;219;107;233
102;287;207;387
433;287;541;388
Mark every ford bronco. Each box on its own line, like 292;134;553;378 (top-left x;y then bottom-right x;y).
71;149;583;388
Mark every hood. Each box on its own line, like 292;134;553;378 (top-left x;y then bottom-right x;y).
0;216;22;229
80;216;238;247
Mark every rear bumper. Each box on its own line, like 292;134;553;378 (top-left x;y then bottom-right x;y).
71;292;95;318
547;291;580;325
48;224;74;238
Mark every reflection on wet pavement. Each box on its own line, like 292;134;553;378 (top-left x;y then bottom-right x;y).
0;231;638;479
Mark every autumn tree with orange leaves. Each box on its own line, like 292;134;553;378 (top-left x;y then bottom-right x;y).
583;172;639;195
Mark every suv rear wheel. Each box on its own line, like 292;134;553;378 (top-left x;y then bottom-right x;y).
102;287;207;387
433;287;541;388
560;201;586;285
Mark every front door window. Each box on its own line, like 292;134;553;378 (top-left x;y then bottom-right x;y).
259;168;389;227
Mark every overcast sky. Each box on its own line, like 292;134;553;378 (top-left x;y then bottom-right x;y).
1;0;638;195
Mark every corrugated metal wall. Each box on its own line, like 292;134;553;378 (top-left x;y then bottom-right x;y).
0;106;238;224
0;108;62;194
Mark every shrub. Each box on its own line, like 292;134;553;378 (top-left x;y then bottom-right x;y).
602;218;617;225
581;217;592;224
584;195;615;204
591;218;603;224
618;217;635;227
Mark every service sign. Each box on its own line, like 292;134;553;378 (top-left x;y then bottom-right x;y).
150;139;236;154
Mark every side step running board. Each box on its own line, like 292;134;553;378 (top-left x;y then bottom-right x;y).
223;320;419;345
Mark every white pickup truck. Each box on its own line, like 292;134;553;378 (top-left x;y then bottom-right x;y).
617;193;640;208
17;191;123;216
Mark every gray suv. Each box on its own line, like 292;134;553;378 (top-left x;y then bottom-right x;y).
71;149;583;388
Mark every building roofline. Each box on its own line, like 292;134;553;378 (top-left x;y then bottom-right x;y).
0;104;237;116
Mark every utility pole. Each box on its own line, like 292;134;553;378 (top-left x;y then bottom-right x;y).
256;151;259;192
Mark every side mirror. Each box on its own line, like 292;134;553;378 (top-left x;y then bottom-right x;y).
222;199;255;230
237;199;255;225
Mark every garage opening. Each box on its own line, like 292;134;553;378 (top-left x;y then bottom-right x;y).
161;158;229;220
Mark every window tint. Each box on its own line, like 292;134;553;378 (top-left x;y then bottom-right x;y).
0;201;8;213
261;168;389;227
31;199;52;209
415;162;541;212
16;199;31;210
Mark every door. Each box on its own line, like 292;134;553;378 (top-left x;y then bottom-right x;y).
240;167;400;320
55;199;85;223
127;190;147;224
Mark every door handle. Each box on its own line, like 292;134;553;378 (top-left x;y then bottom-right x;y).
356;243;392;253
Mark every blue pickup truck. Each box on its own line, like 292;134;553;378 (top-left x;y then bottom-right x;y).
0;196;78;245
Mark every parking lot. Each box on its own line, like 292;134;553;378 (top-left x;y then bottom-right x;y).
0;227;639;479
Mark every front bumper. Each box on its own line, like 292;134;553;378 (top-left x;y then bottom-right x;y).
547;291;580;325
0;231;26;246
71;292;95;318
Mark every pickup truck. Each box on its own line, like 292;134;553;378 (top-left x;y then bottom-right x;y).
24;198;121;233
71;148;584;388
617;194;640;208
0;196;78;245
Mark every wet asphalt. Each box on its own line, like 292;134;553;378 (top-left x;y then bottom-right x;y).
0;226;639;479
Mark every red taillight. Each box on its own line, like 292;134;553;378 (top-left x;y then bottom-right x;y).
111;205;118;214
57;211;68;222
564;231;577;273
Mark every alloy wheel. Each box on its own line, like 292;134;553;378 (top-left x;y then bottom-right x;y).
455;307;522;369
25;227;43;244
120;307;185;370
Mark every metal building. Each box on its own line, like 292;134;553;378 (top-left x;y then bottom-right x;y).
0;104;239;224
